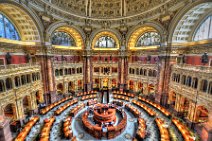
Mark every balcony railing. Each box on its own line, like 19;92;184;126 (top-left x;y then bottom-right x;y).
53;62;83;68
173;64;212;73
129;63;157;68
0;63;40;70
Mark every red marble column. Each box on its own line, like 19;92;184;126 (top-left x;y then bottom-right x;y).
0;117;12;141
118;55;128;90
155;55;172;105
194;110;212;141
83;56;92;91
39;55;56;103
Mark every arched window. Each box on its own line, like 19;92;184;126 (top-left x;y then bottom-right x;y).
0;80;5;92
26;74;31;83
15;76;21;87
172;73;176;81
5;78;13;90
177;74;181;83
136;32;160;47
143;69;147;76
148;70;153;77
132;69;135;74
153;70;157;77
140;69;143;75
0;13;20;40
36;72;40;80
69;68;72;75
21;75;27;85
59;69;63;76
32;73;36;81
72;68;75;74
201;80;208;93
192;77;198;89
209;81;212;95
136;68;139;75
95;36;116;48
186;76;192;87
65;68;68;75
182;75;186;85
55;69;59;76
193;15;212;41
80;68;82;73
51;31;76;46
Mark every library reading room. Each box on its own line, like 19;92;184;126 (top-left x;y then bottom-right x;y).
0;0;212;141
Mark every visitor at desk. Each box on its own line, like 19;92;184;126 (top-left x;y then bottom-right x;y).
102;124;108;132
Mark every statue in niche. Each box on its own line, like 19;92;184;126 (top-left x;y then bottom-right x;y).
5;52;12;65
201;52;208;64
26;54;31;63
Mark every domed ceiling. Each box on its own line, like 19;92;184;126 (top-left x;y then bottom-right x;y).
48;0;171;19
30;0;188;27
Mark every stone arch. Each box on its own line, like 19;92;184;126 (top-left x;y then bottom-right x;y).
14;76;21;87
112;79;117;88
22;95;31;115
90;29;121;50
200;79;208;92
129;80;134;91
5;77;13;90
0;79;5;92
35;90;44;104
189;10;212;41
138;82;143;90
195;105;209;123
90;28;122;42
168;91;177;108
0;1;44;42
57;83;64;94
126;21;167;49
46;21;85;49
148;83;155;94
77;80;83;90
168;0;212;43
68;81;75;92
3;103;16;119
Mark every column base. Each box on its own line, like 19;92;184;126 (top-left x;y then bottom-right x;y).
155;92;168;106
198;123;212;141
50;91;57;103
0;118;13;141
44;91;57;104
155;93;162;104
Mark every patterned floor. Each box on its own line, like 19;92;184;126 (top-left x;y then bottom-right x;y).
17;92;186;141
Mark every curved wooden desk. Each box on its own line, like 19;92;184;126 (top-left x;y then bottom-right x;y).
93;104;116;124
82;105;127;139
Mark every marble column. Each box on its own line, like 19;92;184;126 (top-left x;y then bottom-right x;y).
0;117;12;141
83;23;92;91
155;54;172;105
39;55;56;104
84;56;92;91
143;83;148;95
198;110;212;141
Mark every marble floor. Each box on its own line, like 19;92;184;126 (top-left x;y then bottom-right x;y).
15;93;187;141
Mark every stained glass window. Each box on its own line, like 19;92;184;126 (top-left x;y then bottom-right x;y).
51;31;76;46
136;32;160;47
0;13;20;40
95;36;116;48
193;15;212;41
